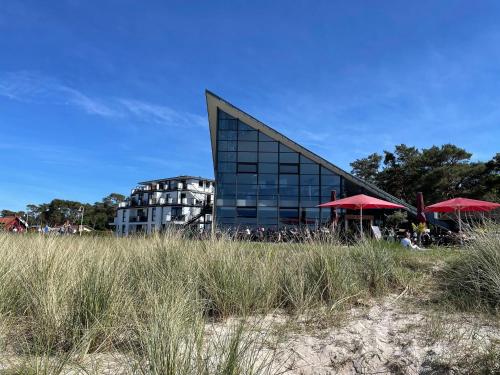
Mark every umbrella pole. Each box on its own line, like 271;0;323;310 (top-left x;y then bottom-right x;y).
458;209;463;245
360;206;363;239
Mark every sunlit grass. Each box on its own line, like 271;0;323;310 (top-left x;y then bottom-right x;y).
0;227;497;373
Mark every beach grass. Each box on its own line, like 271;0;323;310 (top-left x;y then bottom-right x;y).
0;227;497;373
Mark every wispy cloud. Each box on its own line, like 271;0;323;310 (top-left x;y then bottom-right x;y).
118;99;206;128
0;71;119;117
0;71;205;127
64;87;120;117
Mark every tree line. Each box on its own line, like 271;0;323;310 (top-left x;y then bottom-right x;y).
350;144;499;204
1;193;125;231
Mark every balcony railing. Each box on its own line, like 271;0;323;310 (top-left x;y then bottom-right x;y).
129;216;148;222
122;194;212;209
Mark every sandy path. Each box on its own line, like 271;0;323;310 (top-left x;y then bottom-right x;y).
270;295;499;374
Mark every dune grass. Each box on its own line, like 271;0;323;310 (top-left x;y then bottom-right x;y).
0;228;497;373
440;228;500;312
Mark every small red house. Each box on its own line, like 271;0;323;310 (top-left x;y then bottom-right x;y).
0;216;28;233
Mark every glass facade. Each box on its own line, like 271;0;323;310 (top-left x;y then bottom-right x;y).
215;109;350;229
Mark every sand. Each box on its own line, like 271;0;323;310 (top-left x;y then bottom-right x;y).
1;294;498;374
266;294;499;374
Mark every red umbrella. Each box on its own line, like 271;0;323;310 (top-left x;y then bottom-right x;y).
318;194;405;238
425;197;500;233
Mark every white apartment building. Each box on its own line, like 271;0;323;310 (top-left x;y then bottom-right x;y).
113;176;214;236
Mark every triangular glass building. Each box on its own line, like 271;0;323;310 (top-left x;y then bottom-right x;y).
206;90;416;230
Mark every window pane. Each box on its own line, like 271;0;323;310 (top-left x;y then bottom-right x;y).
216;198;235;207
236;198;257;206
220;219;237;226
238;141;257;152
218;110;235;120
218;162;236;173
257;207;278;219
258;185;278;195
302;208;320;220
217;173;237;184
321;187;340;198
259;174;278;185
280;186;299;195
280;152;299;163
258;196;278;206
218;140;237;152
259;153;279;162
321;174;341;185
218;130;237;140
259;142;278;152
301;174;319;185
301;163;319;174
238;131;257;141
279;209;299;225
238;185;258;194
279;174;299;186
217;207;236;218
259;163;278;173
259;132;274;142
280;196;299;207
279;144;294;153
237;163;257;173
238;152;258;162
279;208;298;217
219;119;238;130
300;186;320;197
217;184;236;197
237;174;257;185
279;164;299;174
321;167;336;176
238;121;253;131
236;207;257;218
300;155;315;164
218;152;236;162
300;197;320;207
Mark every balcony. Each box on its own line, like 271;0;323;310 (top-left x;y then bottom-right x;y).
171;215;186;222
130;199;148;207
129;216;148;223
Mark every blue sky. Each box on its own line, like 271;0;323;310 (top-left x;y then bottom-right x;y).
1;1;500;211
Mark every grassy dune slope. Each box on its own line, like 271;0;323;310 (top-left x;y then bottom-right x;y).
0;229;497;374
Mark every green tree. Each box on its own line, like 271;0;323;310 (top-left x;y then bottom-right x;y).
14;193;126;230
102;193;126;207
1;209;17;217
349;153;382;183
350;144;499;205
